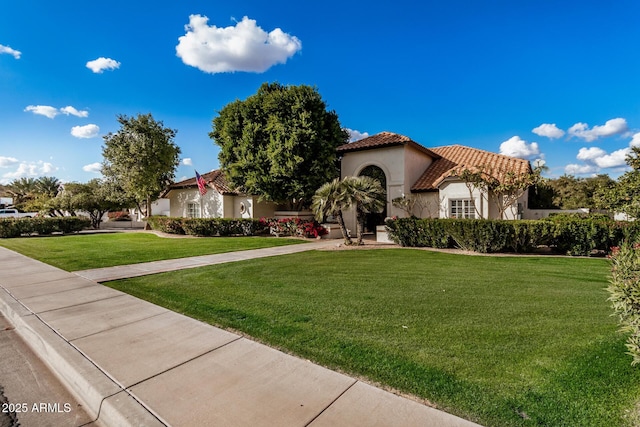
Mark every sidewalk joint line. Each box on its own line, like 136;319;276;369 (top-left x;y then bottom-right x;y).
304;379;358;426
124;336;244;390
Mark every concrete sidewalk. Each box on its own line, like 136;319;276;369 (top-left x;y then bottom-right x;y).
0;246;481;427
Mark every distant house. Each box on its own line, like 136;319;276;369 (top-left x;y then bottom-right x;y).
162;170;276;219
337;132;533;232
164;132;533;231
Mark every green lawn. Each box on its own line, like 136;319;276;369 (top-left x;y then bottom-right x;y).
0;232;306;271
104;249;640;427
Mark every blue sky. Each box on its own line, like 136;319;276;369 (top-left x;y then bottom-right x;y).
2;1;640;185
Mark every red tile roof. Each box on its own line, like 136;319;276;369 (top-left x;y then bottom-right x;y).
166;170;238;195
337;131;441;158
411;145;532;192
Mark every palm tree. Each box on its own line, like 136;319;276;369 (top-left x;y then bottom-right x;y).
35;176;62;197
312;176;386;246
6;177;38;205
311;178;353;245
342;176;386;245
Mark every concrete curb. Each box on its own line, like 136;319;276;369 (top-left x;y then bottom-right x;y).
0;286;164;426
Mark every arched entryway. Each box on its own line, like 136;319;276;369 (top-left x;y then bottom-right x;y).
358;165;387;233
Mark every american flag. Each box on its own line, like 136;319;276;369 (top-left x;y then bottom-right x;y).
195;170;208;196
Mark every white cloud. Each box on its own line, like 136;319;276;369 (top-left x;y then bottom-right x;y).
25;104;89;119
499;136;541;159
570;135;638;173
593;148;630;169
1;161;58;183
82;162;102;173
0;44;21;59
71;124;100;139
0;156;18;168
568;118;628;142
176;15;302;74
346;128;369;142
86;57;121;73
565;163;598;175
576;147;607;161
182;158;193;166
41;162;55;174
25;105;59;119
532;123;564;139
60;106;89;118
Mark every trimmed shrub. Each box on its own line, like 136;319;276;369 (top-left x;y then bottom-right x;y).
548;216;616;256
147;216;261;237
146;216;185;234
0;219;21;238
385;217;640;255
182;218;219;236
0;217;90;238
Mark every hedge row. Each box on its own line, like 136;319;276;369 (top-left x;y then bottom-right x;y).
385;217;640;256
0;217;91;238
146;216;263;237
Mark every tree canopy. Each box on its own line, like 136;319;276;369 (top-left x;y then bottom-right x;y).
600;146;640;218
102;113;181;216
529;174;616;210
210;82;349;209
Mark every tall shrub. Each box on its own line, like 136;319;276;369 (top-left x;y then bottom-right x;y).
608;242;640;365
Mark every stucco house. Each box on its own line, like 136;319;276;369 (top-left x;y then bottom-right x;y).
162;170;276;219
337;132;533;232
164;131;533;232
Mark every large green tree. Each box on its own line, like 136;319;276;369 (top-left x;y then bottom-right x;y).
44;180;124;228
601;146;640;218
210;82;349;210
539;174;615;210
102;114;181;217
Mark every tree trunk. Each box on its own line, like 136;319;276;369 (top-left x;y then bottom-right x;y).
356;211;364;245
336;211;352;245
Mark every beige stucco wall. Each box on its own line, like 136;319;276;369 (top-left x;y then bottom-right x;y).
167;188;224;218
340;147;403;232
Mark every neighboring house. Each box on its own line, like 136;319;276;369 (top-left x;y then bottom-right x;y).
162;170;276;219
338;132;533;232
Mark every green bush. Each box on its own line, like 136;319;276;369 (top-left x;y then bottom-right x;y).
146;216;185;234
182;218;219;236
0;217;90;238
147;216;261;237
608;242;640;365
0;219;21;238
385;217;640;255
445;219;513;253
549;216;615;256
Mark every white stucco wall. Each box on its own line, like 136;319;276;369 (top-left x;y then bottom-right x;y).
438;180;487;219
167;189;224;218
168;190;275;219
229;196;275;219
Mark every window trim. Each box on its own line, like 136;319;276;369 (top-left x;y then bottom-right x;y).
187;202;200;218
449;199;476;219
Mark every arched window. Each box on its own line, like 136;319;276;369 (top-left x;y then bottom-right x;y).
358;165;387;231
